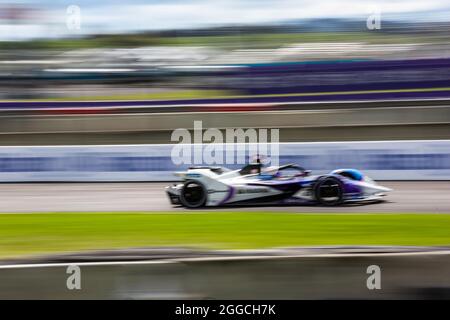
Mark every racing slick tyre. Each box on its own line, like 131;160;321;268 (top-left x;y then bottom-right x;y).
180;180;207;208
314;176;344;206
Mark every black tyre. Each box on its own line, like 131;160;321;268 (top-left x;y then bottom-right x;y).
314;176;344;206
180;180;207;208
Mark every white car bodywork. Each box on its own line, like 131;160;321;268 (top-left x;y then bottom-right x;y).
166;164;392;208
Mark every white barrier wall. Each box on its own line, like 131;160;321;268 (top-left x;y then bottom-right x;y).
0;140;449;182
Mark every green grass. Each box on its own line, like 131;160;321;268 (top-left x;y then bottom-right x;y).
2;32;444;50
157;32;442;48
5;89;233;102
0;212;450;259
6;86;450;103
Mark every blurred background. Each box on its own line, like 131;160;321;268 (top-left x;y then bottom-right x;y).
1;0;450;100
0;0;449;145
0;0;450;300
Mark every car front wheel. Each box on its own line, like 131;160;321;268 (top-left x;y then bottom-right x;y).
180;180;207;208
314;176;344;206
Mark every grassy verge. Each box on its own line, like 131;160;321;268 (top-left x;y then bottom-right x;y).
6;87;450;103
12;89;233;102
0;212;450;257
1;32;443;50
0;212;449;259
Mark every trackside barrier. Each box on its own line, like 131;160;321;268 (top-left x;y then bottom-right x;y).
1;251;450;299
0;140;449;182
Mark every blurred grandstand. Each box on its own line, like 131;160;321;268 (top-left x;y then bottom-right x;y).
1;2;450;101
0;1;449;145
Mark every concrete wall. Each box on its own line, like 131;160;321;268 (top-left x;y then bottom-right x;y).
1;100;450;145
1;251;450;299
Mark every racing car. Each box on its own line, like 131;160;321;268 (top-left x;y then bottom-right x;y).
166;162;392;208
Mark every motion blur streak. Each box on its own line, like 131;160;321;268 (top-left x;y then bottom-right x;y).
1;1;450;103
1;0;450;300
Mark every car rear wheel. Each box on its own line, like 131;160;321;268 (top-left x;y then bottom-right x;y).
314;176;343;206
180;180;207;208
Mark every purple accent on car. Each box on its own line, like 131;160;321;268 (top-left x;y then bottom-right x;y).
247;178;304;191
219;186;235;205
343;181;362;195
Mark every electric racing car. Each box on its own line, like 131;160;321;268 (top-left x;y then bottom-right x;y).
166;162;392;208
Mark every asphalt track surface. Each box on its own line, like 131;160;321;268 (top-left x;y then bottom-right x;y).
0;181;449;213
